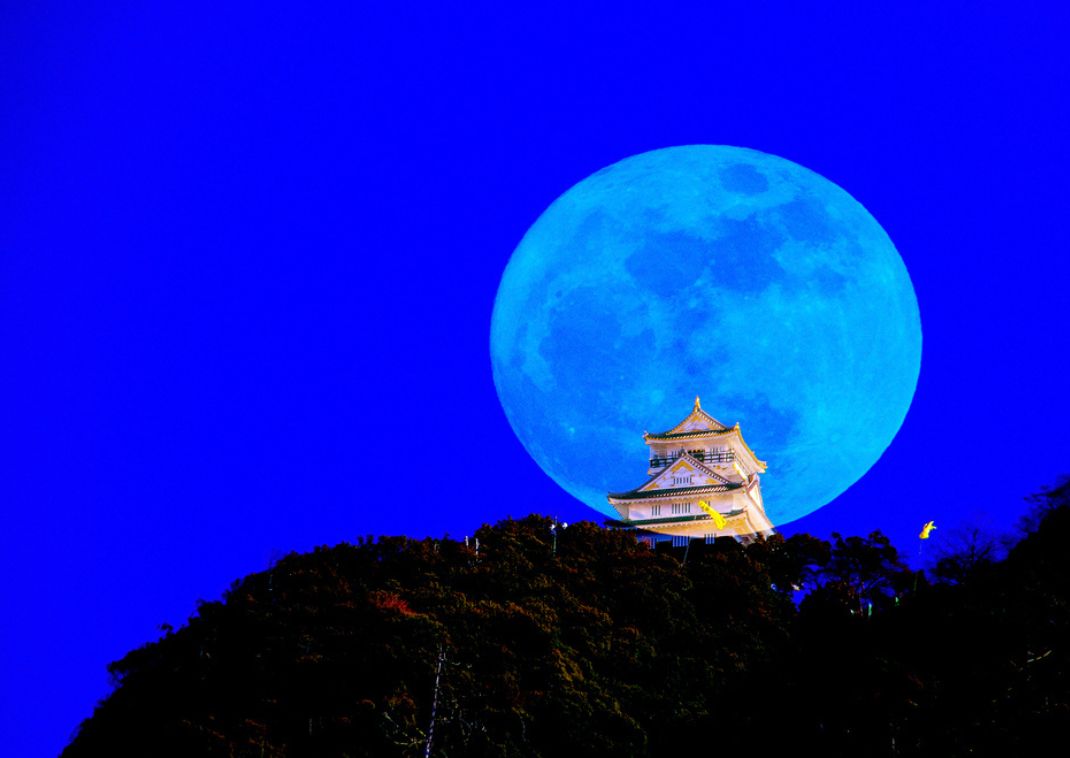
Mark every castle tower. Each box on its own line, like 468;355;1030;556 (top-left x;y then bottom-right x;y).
607;397;775;542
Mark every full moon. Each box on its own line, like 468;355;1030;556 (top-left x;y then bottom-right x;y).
490;145;921;526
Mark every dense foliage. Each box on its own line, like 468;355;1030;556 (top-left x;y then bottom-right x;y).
63;480;1070;757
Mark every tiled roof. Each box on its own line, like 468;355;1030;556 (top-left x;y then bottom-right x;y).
604;509;746;527
644;428;734;440
607;483;743;501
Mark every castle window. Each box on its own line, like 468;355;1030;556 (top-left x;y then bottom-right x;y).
708;447;735;464
671;503;693;515
650;504;661;517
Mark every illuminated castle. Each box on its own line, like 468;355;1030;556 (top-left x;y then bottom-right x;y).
607;397;775;542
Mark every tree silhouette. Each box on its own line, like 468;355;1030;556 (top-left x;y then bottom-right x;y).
61;482;1070;757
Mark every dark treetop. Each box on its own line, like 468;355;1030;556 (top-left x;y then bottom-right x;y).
63;479;1070;757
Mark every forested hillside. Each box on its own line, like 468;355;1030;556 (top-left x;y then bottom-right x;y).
63;479;1070;757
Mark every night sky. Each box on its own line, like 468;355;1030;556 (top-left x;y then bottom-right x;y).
2;3;1069;755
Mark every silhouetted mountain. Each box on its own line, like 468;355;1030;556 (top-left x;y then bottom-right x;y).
63;478;1070;757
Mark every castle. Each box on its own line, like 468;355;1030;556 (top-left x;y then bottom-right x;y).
606;397;775;543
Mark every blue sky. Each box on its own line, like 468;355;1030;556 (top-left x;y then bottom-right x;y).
2;2;1069;755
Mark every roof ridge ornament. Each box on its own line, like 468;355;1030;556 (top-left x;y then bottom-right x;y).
694;395;701;410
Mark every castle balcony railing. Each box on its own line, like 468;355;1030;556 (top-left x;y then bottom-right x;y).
649;450;734;468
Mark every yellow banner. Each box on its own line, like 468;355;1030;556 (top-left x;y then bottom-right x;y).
698;500;727;529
